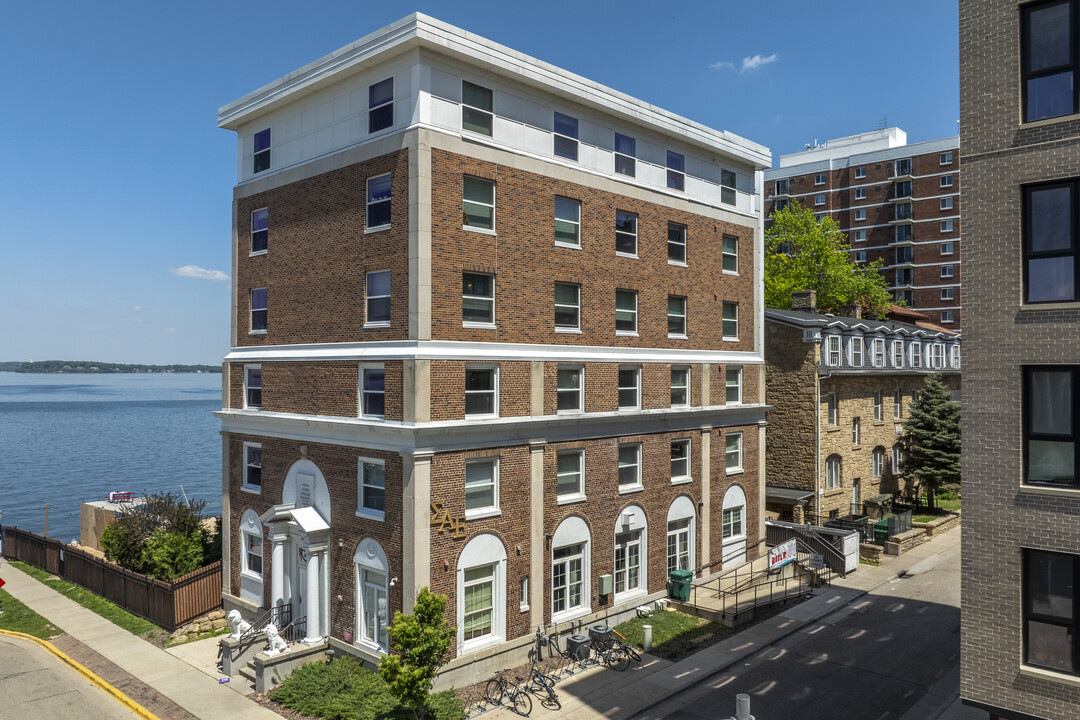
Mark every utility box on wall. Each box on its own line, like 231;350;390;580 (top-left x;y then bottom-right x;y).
598;573;613;595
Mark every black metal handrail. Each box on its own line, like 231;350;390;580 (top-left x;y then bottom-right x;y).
230;603;293;659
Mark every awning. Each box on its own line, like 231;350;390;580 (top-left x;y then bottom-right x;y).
766;486;815;506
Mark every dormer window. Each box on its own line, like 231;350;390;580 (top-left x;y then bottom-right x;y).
872;338;886;367
850;337;864;367
910;342;923;368
892;340;905;368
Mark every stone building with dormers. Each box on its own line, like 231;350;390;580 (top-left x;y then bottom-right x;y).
764;292;960;524
215;14;770;686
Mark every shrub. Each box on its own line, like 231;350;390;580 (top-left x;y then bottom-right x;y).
379;588;456;720
141;528;204;581
99;491;212;577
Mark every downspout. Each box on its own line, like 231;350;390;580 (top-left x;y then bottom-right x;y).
814;371;821;526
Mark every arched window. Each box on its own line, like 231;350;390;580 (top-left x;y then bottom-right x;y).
354;539;389;653
614;505;647;600
826;455;842;489
721;485;747;567
666;496;696;575
872;447;885;478
239;508;264;606
457;534;507;654
551;516;590;622
892;444;904;475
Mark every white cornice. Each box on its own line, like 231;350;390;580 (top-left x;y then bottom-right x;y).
224;339;764;365
216;404;770;454
217;13;769;168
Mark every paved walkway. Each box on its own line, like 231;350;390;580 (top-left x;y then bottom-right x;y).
0;564;282;720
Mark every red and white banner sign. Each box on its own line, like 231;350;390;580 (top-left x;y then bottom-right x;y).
769;538;797;570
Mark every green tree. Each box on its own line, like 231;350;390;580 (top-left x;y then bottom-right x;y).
140;528;204;581
902;373;961;509
765;201;894;317
99;491;211;578
379;587;455;720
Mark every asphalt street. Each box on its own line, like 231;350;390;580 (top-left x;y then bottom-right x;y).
0;633;139;720
647;539;963;720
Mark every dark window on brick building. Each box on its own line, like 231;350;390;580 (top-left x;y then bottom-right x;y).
250;288;267;331
1022;0;1078;122
245;366;262;409
368;78;393;133
251;208;268;253
253;128;270;173
1024;366;1079;486
1023;548;1079;674
1024;181;1078;303
367;174;392;229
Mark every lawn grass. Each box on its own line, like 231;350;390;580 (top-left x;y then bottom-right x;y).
10;560;161;639
935;496;961;512
614;609;733;662
270;655;463;720
0;589;63;639
913;515;938;524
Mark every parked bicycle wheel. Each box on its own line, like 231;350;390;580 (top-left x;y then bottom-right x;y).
621;643;642;662
511;687;533;716
485;677;505;705
603;645;630;672
533;672;561;710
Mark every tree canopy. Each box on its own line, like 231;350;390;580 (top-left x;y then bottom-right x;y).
99;491;219;580
765;201;895;317
379;587;455;720
902;373;961;508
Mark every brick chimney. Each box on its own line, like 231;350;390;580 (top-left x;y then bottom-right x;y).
838;304;863;319
791;290;817;312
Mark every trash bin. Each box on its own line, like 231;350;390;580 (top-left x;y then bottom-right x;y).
669;569;693;601
873;518;890;545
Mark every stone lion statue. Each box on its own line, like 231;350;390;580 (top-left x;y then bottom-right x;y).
227;609;252;640
263;623;289;656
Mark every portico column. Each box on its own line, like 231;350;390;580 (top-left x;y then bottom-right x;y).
401;451;433;614
304;549;321;644
700;427;712;574
270;531;287;607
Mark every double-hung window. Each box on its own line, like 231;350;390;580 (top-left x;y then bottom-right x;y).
618;367;640;410
872;338;886;367
894;390;903;418
463;273;495;325
618;444;642;490
872;447;885;478
614;133;636;176
826;335;842;367
721;168;736;205
243;443;262;491
615;210;638;256
855;229;867;242
941;197;954;211
366;270;391;325
855;209;867;221
671;366;689;407
251;209;268;254
722;235;738;273
368;78;394;133
555;197;581;247
462;564;496;641
245;365;262;409
825;455;841;489
931;344;946;369
554;283;580;331
850;337;864;367
463;177;495;231
874;391;883;422
852;417;861;446
941;175;954;188
893;443;904;473
462;81;493;136
855;188;867;200
726;432;743;472
722;302;738;340
615;290;637;334
815;173;826;185
1023;0;1077;122
557;367;583;413
941;220;954;233
367;174;392;229
1024;181;1079;303
1024;366;1079;486
942;310;955;324
951;345;961;368
244;526;263;577
892;340;905;369
942;288;955;301
553;112;578;160
827;392;838;426
465;459;499;515
465;367;497;417
359;459;386;517
253;128;270;174
940;151;954;165
1023;549;1080;675
667;151;685;190
250;288;268;332
726;366;742;404
855;167;866;179
910;342;922;368
360;365;385;418
556;451;584;501
668;296;687;337
671;439;691;482
815;193;826;206
668;223;687;264
942;241;955;255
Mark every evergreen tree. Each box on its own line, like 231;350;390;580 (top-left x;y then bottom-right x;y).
902;373;961;508
379;587;455;720
765;201;894;317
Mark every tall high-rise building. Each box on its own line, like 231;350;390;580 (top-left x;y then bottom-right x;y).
764;129;961;327
960;2;1080;718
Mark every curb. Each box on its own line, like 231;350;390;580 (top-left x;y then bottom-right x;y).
0;628;160;720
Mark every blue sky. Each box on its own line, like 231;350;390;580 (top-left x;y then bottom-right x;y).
0;1;958;365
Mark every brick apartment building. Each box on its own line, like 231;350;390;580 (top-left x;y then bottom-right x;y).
763;128;961;328
960;2;1080;719
764;292;960;524
215;14;770;684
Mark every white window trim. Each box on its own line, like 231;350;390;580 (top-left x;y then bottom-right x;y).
722;302;739;341
462;272;496;329
551;539;589;622
243;364;261;410
940;152;953;165
892;341;905;369
667;295;687;339
825;457;841;490
855;188;867;200
457;534;506;655
556;365;584;415
615;211;639;259
894;390;903;419
556;450;586;504
364;270;391;328
613;515;647;601
855;167;867;179
250;208;268;257
726;366;743;405
854;230;867;242
618;366;641;411
355;540;389;654
464;457;501;519
519;576;529;612
815;173;826;185
554;282;581;333
722;235;739;275
462;176;495;233
849;337;864;367
827;392;838;426
242;442;262;494
826;335;841;367
240;509;264;582
852;417;861;446
872;338;886;368
366;172;392;232
940;175;954;187
357;457;386;521
671;438;693;484
553;111;579;161
874;391;883;422
461;81;494;138
669;223;688;267
872;448;884;478
554;196;581;249
618;443;643;493
465;365;499;419
359;363;386;420
855;209;867;221
726;432;743;474
671;366;690;408
910;342;923;368
941;197;954;210
250;288;268;335
615;289;638;336
941;220;954;233
941;242;955;255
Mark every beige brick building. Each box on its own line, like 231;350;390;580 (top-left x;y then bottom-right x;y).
764;293;960;524
215;14;770;684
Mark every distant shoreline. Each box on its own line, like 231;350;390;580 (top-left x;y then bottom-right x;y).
0;361;221;374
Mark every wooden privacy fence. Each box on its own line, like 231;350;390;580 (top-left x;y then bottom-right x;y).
1;526;221;631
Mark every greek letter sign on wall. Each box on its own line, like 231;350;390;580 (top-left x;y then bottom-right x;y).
769;538;797;571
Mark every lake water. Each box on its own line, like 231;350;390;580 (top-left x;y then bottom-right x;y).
0;372;222;543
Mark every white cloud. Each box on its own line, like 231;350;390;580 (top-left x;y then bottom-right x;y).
741;53;778;72
708;60;735;71
163;327;177;333
170;265;229;281
133;305;141;311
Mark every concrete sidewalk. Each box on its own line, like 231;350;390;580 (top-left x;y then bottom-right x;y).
0;563;282;720
481;526;972;720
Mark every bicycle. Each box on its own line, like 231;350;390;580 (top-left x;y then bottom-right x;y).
611;629;642;663
529;628;561;709
484;669;533;716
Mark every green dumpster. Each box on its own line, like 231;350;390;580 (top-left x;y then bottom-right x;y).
669;569;693;601
873;518;890;545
